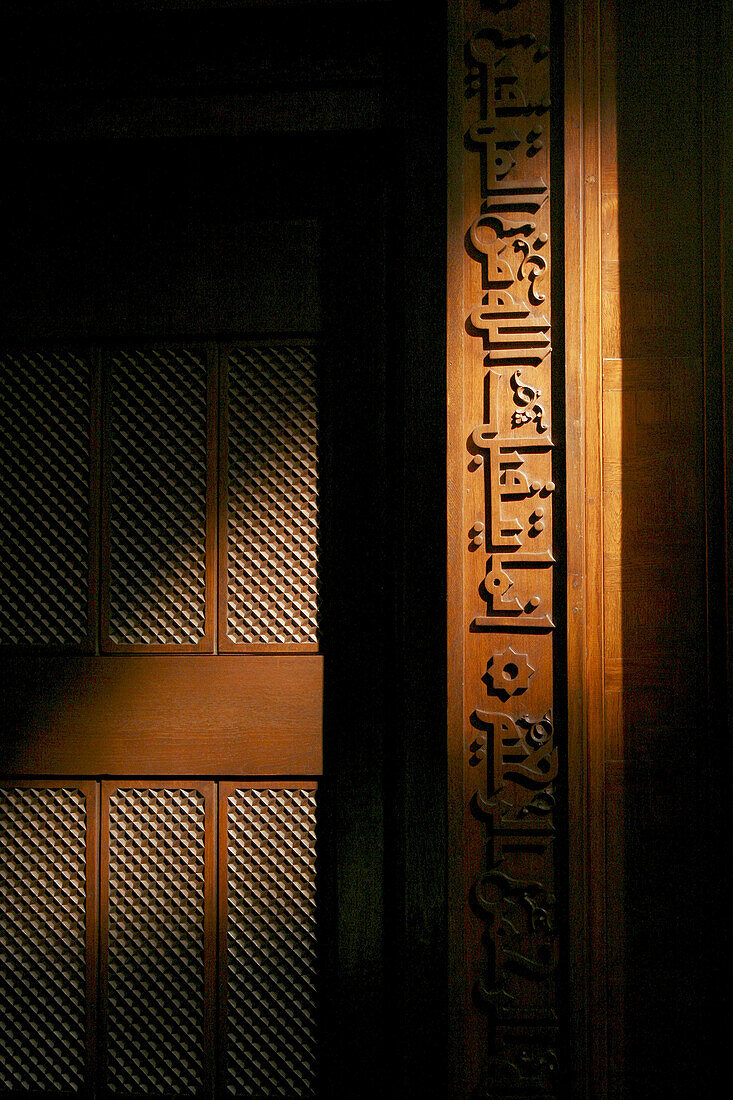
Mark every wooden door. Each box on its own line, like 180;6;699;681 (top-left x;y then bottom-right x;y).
0;138;388;1097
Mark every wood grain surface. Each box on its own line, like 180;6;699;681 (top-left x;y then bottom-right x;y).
0;654;323;775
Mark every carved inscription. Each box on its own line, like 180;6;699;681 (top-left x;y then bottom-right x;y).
474;709;557;788
462;0;558;1091
477;1025;559;1099
470;707;557;832
511;370;548;432
486;648;536;697
475;554;554;632
474;836;558;1024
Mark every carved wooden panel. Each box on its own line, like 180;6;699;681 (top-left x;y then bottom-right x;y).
100;782;215;1097
450;1;559;1094
479;1025;559;1100
219;783;318;1097
0;780;320;1094
0;781;97;1096
101;347;215;651
0;350;94;648
219;344;319;651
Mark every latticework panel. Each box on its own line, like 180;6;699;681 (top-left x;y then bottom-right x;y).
106;787;207;1096
224;787;318;1097
0;350;91;645
0;786;88;1093
106;348;209;646
224;346;318;645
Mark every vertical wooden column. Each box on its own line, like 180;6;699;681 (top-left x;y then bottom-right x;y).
563;0;596;1095
563;0;730;1094
448;1;559;1095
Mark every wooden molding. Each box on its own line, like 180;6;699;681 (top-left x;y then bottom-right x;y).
564;0;606;1095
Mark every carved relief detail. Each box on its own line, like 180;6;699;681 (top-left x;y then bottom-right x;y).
475;554;554;632
470;709;557;831
510;370;548;433
486;647;535;697
475;866;556;982
468;442;554;553
462;0;557;1088
474;709;557;789
477;1026;559;1098
473;783;558;830
473;836;558;1025
514;238;547;304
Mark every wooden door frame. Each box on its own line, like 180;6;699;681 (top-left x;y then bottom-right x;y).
446;1;564;1093
562;0;733;1095
563;0;601;1095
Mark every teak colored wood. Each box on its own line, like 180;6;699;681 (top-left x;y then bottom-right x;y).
0;779;99;1096
217;780;319;1094
563;1;730;1095
0;654;323;776
98;780;217;1097
99;343;218;654
217;339;320;654
447;1;559;1094
562;0;593;1095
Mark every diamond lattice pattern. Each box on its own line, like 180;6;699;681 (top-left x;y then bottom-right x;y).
0;787;87;1093
106;787;206;1095
225;346;318;644
107;348;208;645
0;351;90;645
225;787;318;1096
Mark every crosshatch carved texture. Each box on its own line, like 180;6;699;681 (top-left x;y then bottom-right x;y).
0;787;87;1093
225;788;318;1097
225;346;318;644
0;350;90;645
106;787;206;1096
107;348;208;645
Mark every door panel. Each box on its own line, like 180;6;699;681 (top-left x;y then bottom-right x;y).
1;137;388;1095
0;654;322;777
0;350;97;650
101;346;216;653
99;781;216;1098
5;338;321;656
1;780;319;1097
0;780;98;1096
219;343;319;652
219;782;318;1097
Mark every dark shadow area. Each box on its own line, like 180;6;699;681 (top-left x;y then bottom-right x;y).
613;1;721;1095
0;138;325;343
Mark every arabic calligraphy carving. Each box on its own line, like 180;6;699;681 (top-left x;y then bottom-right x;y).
461;0;559;1089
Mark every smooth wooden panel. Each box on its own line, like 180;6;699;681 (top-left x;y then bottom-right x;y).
603;761;625;1080
580;0;609;1094
0;654;323;775
563;0;592;1093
